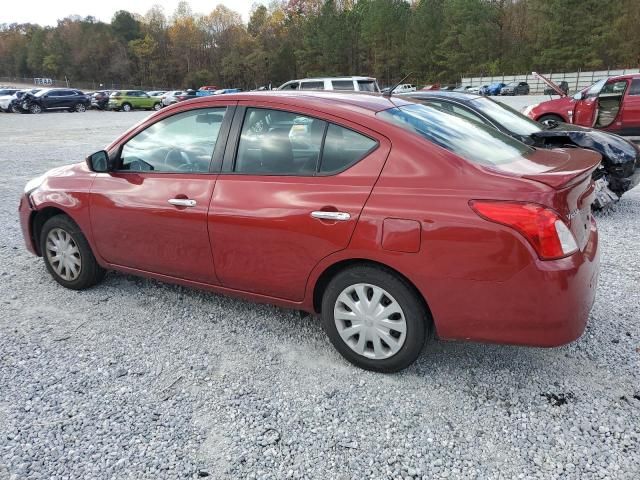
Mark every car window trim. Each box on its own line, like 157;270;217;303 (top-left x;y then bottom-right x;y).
221;105;380;177
112;105;235;175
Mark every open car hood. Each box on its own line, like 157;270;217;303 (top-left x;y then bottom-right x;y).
531;125;639;168
533;72;567;97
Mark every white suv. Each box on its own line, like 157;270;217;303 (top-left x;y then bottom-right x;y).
278;76;380;93
392;84;417;93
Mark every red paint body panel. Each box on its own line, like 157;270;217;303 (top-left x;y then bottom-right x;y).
19;91;601;349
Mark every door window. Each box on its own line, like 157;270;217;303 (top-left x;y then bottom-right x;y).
331;80;355;91
629;79;640;96
233;108;378;175
320;124;377;174
600;81;627;96
235;108;325;175
300;81;324;90
119;108;227;173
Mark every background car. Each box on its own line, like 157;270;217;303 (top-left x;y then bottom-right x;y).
146;90;166;97
4;89;40;113
21;88;90;114
0;88;19;111
467;85;487;94
453;85;472;92
278;76;381;92
483;82;507;95
544;81;569;95
500;81;530;95
90;90;111;110
108;90;162;112
20;91;599;372
526;73;640;136
404;90;640;208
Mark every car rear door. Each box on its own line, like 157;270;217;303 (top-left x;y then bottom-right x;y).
90;105;235;283
620;78;640;135
208;102;390;301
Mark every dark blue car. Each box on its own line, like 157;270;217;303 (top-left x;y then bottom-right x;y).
480;82;506;96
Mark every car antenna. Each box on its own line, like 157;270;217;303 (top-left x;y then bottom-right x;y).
383;72;413;98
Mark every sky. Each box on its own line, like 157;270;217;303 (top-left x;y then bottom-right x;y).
1;1;263;25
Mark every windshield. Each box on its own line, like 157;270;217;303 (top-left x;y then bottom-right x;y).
377;103;533;166
35;89;50;97
469;97;542;137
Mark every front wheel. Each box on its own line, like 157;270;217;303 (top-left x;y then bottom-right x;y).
10;104;21;113
321;265;429;372
40;215;105;290
538;114;564;125
29;104;42;114
122;103;132;112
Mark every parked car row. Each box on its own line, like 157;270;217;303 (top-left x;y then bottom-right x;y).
19;81;639;372
0;86;245;114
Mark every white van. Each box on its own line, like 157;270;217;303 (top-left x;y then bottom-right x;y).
277;76;381;93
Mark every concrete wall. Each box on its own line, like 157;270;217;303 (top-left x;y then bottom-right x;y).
461;69;640;94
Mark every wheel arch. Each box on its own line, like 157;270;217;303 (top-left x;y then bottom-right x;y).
311;258;433;321
30;206;74;256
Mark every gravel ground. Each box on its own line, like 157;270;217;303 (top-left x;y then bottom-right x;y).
0;110;639;480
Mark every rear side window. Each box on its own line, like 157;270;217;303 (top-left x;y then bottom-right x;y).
630;79;640;96
119;108;226;173
233;108;378;176
378;103;532;166
300;81;324;90
357;80;377;92
110;91;121;97
331;80;355;91
320;124;377;174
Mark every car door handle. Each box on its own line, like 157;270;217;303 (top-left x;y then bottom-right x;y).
168;198;196;207
311;211;351;221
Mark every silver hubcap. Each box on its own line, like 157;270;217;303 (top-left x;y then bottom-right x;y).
77;104;85;112
45;228;81;281
123;104;131;111
334;283;407;359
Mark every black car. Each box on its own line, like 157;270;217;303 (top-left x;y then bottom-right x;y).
21;88;91;114
544;81;569;96
403;91;640;209
4;89;40;113
500;81;530;96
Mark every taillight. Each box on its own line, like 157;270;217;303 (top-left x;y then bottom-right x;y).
469;200;578;260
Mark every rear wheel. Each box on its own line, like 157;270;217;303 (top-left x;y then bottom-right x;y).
321;265;429;372
122;103;132;112
153;103;161;111
538;114;564;124
40;215;105;290
75;103;86;112
10;104;21;113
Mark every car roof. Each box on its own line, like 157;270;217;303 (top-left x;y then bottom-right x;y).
607;74;640;81
287;76;376;82
174;91;412;114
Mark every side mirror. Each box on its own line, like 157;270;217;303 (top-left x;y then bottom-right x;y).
86;150;112;172
573;91;585;101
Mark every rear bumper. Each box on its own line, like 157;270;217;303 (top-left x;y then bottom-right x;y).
432;221;600;347
19;194;38;255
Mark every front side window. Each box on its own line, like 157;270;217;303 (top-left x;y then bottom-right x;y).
119;108;226;173
300;81;324;90
629;79;640;96
357;80;378;92
234;108;378;176
585;79;606;98
280;82;299;90
332;80;355;91
378;103;532;166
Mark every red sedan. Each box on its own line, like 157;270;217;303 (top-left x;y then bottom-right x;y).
525;72;640;135
19;92;600;372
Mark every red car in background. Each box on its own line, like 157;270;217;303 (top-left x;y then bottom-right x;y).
19;92;600;372
525;72;640;136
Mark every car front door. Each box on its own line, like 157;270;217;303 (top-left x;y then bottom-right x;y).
208;103;390;301
43;91;61;109
573;79;606;126
619;78;640;135
89;105;234;283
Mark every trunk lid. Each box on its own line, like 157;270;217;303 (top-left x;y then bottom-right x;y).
496;147;600;250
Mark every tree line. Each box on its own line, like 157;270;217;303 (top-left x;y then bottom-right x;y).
0;0;638;90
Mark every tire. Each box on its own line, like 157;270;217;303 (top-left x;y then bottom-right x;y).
320;265;430;372
122;103;132;112
40;214;106;290
29;104;42;114
10;104;21;114
538;114;564;124
153;103;161;111
75;103;86;112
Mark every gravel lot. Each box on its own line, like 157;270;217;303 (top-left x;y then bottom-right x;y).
1;110;639;480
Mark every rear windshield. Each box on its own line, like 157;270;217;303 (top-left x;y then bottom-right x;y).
378;103;533;166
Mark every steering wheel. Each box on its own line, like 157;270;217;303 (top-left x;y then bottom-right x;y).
163;148;192;171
